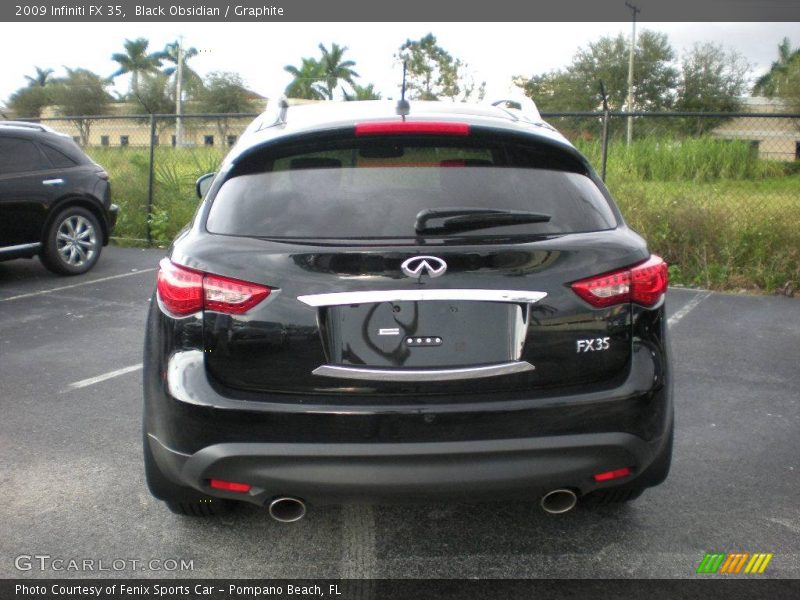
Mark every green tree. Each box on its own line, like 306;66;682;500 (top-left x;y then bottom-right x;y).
318;43;359;100
195;71;259;143
675;43;751;134
51;68;112;145
132;72;176;137
515;30;678;112
345;83;382;101
753;38;800;111
397;33;484;101
8;66;56;118
284;58;326;100
111;38;167;99
8;85;52;118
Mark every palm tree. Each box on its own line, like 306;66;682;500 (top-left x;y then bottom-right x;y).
318;43;359;100
161;41;204;99
284;58;326;100
753;38;800;96
344;83;382;101
25;66;54;88
110;38;167;99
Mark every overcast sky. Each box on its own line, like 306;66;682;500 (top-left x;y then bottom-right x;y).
1;22;797;105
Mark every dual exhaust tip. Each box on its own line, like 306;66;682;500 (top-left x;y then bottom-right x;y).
268;496;307;522
267;490;577;522
540;488;578;514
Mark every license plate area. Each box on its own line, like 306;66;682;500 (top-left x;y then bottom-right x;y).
324;301;525;368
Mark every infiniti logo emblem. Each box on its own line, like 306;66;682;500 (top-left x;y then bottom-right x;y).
401;256;448;279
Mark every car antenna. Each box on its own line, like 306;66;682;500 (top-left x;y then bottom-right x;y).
396;61;410;119
277;96;289;125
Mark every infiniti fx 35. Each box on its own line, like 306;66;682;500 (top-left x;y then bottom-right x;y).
143;100;672;518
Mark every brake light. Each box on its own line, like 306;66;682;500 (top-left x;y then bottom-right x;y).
156;258;271;316
593;467;632;482
157;258;203;316
571;255;668;308
355;121;470;136
209;479;252;493
204;273;271;314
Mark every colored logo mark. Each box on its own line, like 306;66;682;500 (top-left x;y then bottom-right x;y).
696;552;774;574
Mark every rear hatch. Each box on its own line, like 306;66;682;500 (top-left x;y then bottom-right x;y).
194;124;645;397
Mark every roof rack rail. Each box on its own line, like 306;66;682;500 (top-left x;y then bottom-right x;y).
0;120;58;133
488;97;542;122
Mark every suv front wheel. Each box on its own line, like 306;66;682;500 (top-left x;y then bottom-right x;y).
42;206;102;275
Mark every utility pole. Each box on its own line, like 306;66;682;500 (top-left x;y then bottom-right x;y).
625;2;640;145
175;35;184;147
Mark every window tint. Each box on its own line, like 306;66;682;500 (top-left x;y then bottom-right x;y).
206;137;617;240
0;137;45;174
40;143;78;168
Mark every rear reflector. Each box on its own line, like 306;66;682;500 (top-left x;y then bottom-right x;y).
571;255;668;308
355;121;470;136
157;258;271;316
593;467;632;482
209;479;252;493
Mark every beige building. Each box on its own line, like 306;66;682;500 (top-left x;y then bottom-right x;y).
712;97;800;161
36;97;270;148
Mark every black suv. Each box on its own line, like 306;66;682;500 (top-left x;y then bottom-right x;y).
0;121;118;274
144;101;672;520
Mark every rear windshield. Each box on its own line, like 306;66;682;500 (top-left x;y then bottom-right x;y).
206;136;617;240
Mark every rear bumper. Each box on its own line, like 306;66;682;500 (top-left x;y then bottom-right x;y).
144;340;672;505
148;430;665;506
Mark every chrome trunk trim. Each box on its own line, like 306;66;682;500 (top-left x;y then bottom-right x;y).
297;289;547;307
312;361;535;382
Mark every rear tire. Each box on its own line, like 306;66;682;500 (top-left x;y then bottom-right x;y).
143;434;232;517
583;422;673;506
41;206;102;275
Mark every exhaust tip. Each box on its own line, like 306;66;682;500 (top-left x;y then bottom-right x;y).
268;497;307;523
540;489;578;514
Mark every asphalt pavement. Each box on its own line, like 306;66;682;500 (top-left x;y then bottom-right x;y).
0;247;798;579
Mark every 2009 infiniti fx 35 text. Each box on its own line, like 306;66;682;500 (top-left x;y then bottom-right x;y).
143;100;672;520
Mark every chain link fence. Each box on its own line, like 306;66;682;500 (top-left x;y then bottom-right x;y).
14;110;800;292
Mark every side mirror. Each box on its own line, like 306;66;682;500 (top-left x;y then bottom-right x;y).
196;172;215;199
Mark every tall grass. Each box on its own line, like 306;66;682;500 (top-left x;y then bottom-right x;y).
86;146;225;243
574;137;787;182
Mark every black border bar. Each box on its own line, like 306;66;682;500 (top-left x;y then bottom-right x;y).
2;0;799;22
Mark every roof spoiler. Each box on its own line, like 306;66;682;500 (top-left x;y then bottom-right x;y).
488;97;541;122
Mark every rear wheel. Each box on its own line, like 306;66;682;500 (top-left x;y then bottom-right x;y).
41;207;102;275
143;435;232;517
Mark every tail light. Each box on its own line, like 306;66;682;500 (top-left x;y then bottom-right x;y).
355;121;471;136
571;255;668;308
156;258;271;316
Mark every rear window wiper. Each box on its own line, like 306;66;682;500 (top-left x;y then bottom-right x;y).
415;207;551;235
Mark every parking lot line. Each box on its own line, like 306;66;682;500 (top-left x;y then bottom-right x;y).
0;268;156;302
668;291;711;327
66;363;143;391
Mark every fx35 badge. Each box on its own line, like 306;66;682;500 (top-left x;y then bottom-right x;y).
577;337;610;352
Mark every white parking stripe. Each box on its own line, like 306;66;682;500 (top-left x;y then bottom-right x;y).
668;291;711;327
66;363;143;390
0;268;156;302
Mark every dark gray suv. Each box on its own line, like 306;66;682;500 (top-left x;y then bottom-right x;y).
0;121;118;275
